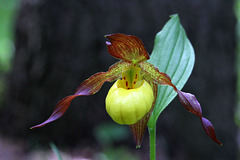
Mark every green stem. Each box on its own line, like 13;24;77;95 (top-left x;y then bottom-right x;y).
149;125;156;160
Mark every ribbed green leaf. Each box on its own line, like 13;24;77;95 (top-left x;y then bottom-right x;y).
148;14;195;125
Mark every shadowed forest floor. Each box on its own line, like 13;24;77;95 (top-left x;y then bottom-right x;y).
0;135;93;160
0;135;146;160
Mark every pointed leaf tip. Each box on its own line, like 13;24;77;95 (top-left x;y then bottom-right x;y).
170;14;178;18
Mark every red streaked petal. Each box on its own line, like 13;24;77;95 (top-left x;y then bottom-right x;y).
177;90;222;145
139;61;176;88
31;61;131;129
74;61;131;95
105;33;150;62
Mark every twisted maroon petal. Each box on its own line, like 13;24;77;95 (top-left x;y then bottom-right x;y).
201;117;222;145
30;95;77;129
177;91;202;117
140;61;221;145
31;61;131;129
177;90;222;145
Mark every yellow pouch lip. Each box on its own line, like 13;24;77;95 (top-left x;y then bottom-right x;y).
106;79;154;125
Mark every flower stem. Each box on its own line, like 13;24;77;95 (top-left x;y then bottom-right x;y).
149;125;156;160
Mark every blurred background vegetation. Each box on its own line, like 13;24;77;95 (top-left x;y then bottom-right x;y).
235;0;240;128
0;0;239;160
0;0;18;107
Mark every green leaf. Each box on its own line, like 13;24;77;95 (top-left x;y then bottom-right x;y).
148;14;195;126
50;142;63;160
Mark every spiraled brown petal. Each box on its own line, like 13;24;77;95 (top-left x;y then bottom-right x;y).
177;90;222;145
31;61;131;129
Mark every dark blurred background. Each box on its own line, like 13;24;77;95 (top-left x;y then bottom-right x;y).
0;0;239;159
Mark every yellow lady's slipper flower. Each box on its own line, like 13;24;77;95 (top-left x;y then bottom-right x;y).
31;33;221;147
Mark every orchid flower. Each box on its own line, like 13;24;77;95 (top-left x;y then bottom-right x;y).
31;33;221;147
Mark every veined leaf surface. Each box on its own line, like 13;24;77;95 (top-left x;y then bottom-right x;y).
148;15;195;125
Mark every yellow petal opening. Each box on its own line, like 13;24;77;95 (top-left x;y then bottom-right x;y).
105;79;154;125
